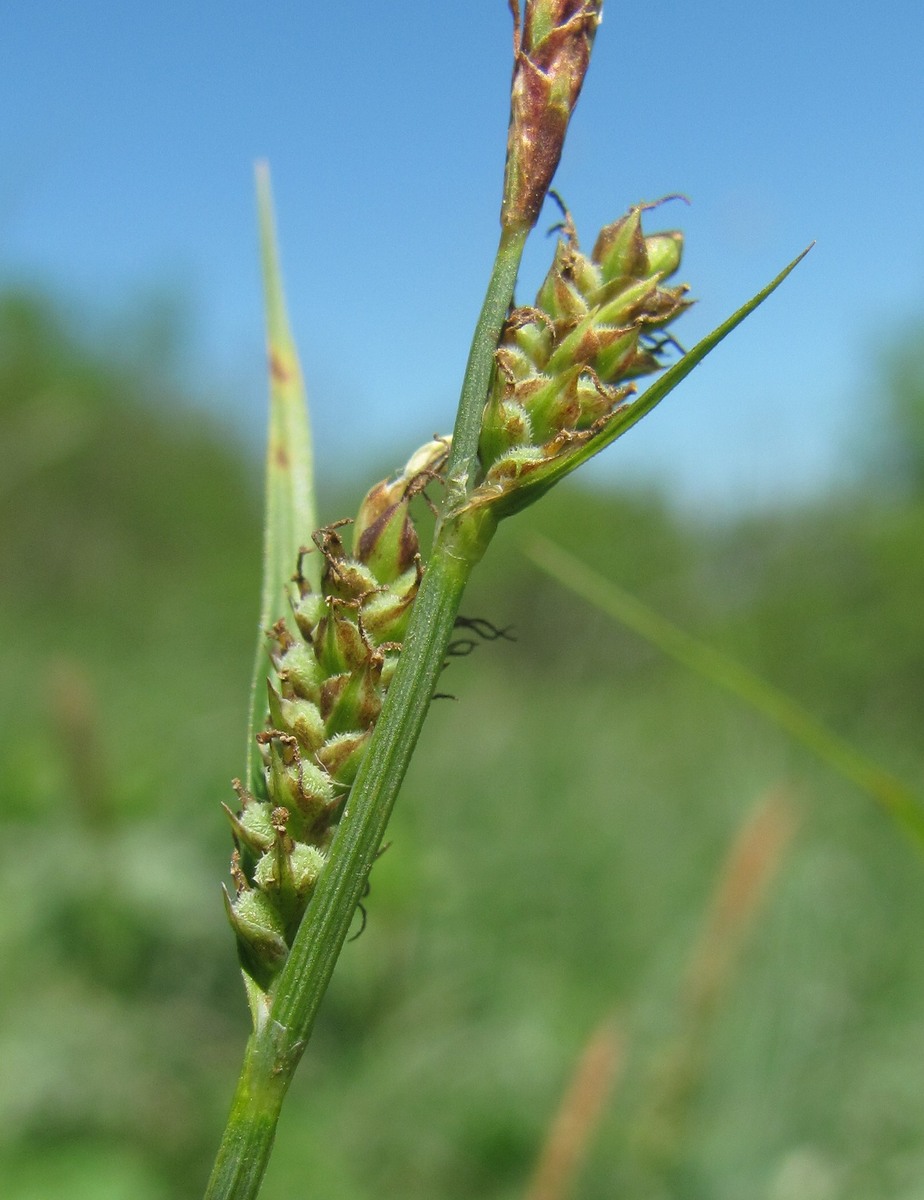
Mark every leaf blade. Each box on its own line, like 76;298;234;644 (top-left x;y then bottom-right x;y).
525;534;924;855
246;162;318;793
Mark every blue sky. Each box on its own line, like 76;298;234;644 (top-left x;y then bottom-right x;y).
4;1;924;510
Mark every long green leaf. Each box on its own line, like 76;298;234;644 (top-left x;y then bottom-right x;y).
526;536;924;853
246;163;318;794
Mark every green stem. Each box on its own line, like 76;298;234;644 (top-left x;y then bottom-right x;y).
444;222;530;510
203;1029;293;1200
204;224;526;1200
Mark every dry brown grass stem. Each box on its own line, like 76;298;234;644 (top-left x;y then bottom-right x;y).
686;784;799;1019
524;1015;624;1200
634;785;799;1167
49;656;113;828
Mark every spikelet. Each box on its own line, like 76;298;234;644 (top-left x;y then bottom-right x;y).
224;438;448;992
470;200;690;515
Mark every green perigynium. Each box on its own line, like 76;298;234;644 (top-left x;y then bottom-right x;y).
224;439;448;995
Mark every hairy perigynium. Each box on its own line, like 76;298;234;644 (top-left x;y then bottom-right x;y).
224;440;447;994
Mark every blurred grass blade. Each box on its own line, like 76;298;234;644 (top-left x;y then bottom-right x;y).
526;536;924;853
632;788;796;1168
684;786;798;1016
525;1016;623;1200
247;162;318;793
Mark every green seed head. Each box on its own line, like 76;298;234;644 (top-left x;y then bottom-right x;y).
224;437;450;995
473;199;691;517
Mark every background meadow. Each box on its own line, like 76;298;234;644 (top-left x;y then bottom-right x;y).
2;289;924;1198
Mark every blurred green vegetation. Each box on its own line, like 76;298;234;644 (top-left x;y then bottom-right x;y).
2;289;924;1200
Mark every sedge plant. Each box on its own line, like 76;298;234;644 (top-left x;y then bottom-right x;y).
204;4;808;1196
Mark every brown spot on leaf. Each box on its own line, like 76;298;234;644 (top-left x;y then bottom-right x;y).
269;350;291;383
